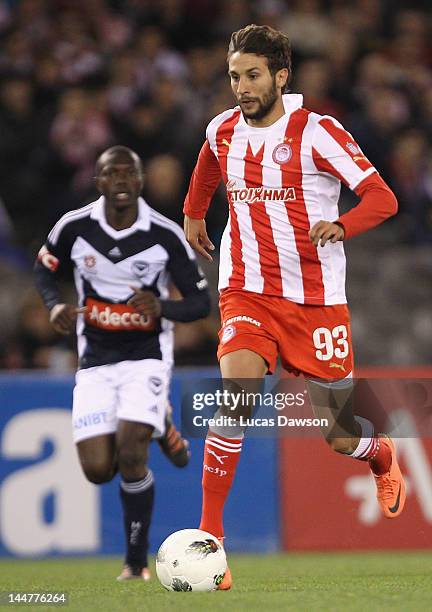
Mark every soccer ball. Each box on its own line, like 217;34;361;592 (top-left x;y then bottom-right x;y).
156;528;227;592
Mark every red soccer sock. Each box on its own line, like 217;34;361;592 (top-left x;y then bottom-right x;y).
369;438;392;475
199;434;242;539
358;437;392;475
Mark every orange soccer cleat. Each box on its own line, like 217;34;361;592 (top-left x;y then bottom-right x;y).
217;538;233;590
158;405;190;468
372;436;406;518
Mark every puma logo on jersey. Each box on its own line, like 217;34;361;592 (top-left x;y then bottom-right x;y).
329;359;347;372
222;138;231;150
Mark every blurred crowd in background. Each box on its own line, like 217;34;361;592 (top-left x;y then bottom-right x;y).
0;0;431;370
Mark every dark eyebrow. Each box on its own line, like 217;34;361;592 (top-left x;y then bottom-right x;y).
228;67;261;76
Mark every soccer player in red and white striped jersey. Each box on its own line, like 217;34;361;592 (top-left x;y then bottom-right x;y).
183;25;405;589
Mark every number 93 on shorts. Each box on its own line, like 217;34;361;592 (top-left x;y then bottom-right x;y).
218;289;353;379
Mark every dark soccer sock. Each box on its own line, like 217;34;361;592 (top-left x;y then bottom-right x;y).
120;470;154;569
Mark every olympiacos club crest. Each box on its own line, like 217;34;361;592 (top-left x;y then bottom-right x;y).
221;324;236;344
272;143;292;165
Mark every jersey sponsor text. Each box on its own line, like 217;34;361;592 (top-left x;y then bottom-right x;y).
85;298;155;331
224;315;261;327
226;180;296;203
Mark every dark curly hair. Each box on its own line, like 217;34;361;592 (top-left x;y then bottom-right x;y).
227;24;292;93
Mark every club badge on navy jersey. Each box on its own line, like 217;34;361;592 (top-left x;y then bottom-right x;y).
132;260;164;284
84;255;96;268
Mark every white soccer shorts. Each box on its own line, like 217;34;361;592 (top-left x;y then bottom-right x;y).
72;359;170;443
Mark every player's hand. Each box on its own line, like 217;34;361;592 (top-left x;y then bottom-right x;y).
50;304;87;335
184;216;215;262
128;287;161;317
309;221;345;247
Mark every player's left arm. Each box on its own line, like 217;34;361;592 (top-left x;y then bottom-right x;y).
128;234;211;322
309;116;398;246
34;227;83;335
162;233;211;322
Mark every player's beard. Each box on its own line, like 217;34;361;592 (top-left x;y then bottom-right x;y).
239;78;278;121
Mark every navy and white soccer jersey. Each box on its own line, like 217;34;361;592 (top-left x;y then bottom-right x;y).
37;197;208;369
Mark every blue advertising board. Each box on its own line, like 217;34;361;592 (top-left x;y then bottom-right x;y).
0;372;279;557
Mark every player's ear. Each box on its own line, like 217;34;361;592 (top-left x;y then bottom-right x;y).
276;68;289;91
139;163;145;190
94;175;103;194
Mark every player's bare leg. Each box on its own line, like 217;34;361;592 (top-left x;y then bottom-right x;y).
306;380;361;453
116;420;154;581
200;349;267;590
307;379;406;518
76;433;117;484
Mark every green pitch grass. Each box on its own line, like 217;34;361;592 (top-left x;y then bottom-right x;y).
1;552;431;612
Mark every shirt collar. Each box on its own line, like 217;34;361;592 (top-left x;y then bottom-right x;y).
282;93;304;113
90;196;151;232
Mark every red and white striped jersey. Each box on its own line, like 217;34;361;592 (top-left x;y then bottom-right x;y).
184;94;397;305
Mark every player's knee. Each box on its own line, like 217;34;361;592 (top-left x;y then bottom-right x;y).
81;461;115;484
117;424;153;472
326;436;357;454
117;445;148;477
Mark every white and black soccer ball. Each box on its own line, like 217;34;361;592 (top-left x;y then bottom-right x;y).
156;528;227;592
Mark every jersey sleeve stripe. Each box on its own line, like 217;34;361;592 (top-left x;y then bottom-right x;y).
314;118;374;189
312;147;347;184
319;117;372;173
215;110;245;288
149;210;196;259
214;109;242;177
313;147;376;189
48;203;93;245
207;108;241;156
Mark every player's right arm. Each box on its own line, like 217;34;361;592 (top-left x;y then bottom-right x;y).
183;140;222;261
34;222;83;335
309;115;398;245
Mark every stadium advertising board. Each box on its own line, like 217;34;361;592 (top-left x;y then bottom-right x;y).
0;373;278;557
280;372;432;550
